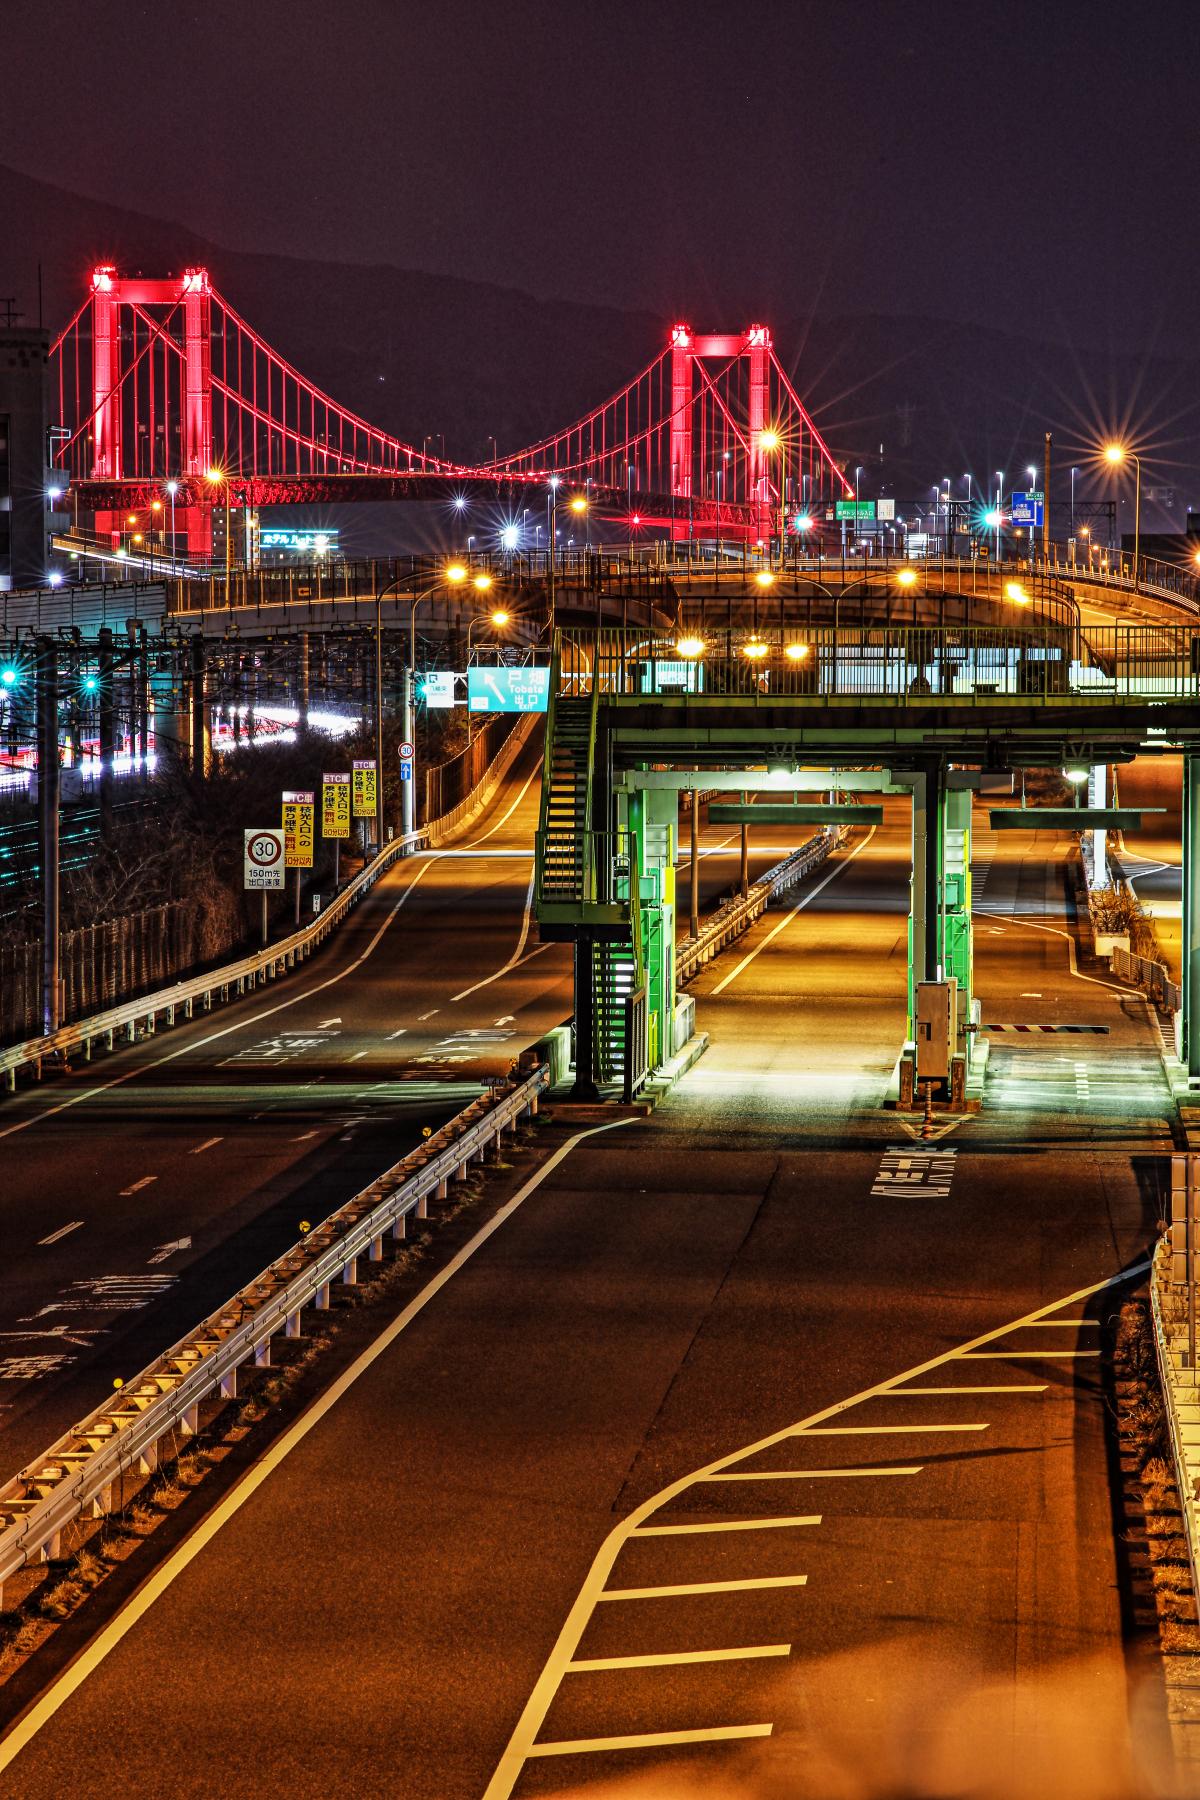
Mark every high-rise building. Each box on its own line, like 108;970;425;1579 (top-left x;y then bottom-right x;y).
0;325;56;591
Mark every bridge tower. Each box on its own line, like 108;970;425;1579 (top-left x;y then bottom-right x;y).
667;323;774;540
88;265;215;557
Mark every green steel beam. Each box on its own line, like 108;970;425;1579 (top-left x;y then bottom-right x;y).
709;804;884;824
987;808;1163;829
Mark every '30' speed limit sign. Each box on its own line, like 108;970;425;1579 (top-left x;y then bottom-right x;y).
244;827;286;890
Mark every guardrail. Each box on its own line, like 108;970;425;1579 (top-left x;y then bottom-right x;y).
676;828;842;981
0;712;539;1089
1151;1230;1200;1621
0;827;426;1090
0;1062;548;1604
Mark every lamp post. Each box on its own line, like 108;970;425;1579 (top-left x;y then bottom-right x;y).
205;467;232;585
165;480;179;570
466;605;511;743
995;472;1004;563
1104;443;1141;592
548;476;560;634
1070;466;1079;535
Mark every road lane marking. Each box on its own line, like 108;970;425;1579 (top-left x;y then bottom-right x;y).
291;1130;318;1141
795;1422;989;1435
148;1237;192;1265
710;827;876;995
566;1645;791;1672
1022;1318;1100;1327
348;1051;368;1062
119;1176;157;1195
631;1515;821;1536
190;1137;222;1155
960;1349;1100;1358
528;1724;773;1756
0;771;539;1147
886;1385;1047;1395
451;866;535;1002
0;1113;636;1779
483;1256;1150;1799
700;1466;924;1481
600;1575;809;1600
37;1222;83;1246
417;1009;438;1021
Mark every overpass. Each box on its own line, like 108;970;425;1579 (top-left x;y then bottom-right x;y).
533;605;1200;1098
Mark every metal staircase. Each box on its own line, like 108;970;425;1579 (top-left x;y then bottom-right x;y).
537;686;595;910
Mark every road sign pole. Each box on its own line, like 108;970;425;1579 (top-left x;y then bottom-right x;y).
262;891;268;947
294;868;301;927
401;666;415;841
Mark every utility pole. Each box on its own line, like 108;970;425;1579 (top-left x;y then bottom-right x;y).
190;634;210;777
97;626;114;844
36;637;61;1036
1043;432;1052;559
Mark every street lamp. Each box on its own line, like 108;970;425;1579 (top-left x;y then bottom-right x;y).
466;609;512;741
205;467;233;583
1104;443;1141;590
570;493;588;552
163;482;180;568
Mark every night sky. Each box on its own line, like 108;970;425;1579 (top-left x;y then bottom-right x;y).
5;0;1198;355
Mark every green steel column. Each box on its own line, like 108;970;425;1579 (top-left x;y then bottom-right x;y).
908;763;947;1036
572;937;600;1101
1187;756;1200;1080
942;785;973;1016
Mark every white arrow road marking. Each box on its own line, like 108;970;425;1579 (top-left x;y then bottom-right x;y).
119;1176;157;1196
38;1221;84;1246
494;1015;515;1027
148;1238;192;1265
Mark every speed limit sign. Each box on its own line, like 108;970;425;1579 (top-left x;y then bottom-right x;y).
244;827;286;891
398;740;415;761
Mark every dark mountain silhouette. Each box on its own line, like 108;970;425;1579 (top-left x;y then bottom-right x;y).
3;161;1196;538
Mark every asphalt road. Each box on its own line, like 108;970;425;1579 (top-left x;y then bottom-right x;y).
0;798;1171;1799
0;730;785;1485
1111;755;1183;982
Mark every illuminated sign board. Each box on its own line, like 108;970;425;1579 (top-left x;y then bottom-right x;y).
422;672;457;709
352;760;377;816
467;666;551;714
281;790;315;869
322;773;351;839
835;500;876;521
260;528;340;556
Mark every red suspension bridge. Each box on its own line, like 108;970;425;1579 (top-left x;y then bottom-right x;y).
51;266;851;556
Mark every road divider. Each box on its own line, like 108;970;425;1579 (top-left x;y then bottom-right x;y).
0;1061;549;1608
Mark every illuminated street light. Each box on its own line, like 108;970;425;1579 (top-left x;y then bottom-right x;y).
676;636;705;658
500;524;520;550
759;429;780;452
743;638;769;659
784;642;810;661
895;567;918;588
754;569;775;588
473;573;493;591
1005;582;1031;605
489;609;510;627
444;563;467;584
1104;442;1142;589
1064;765;1089;783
